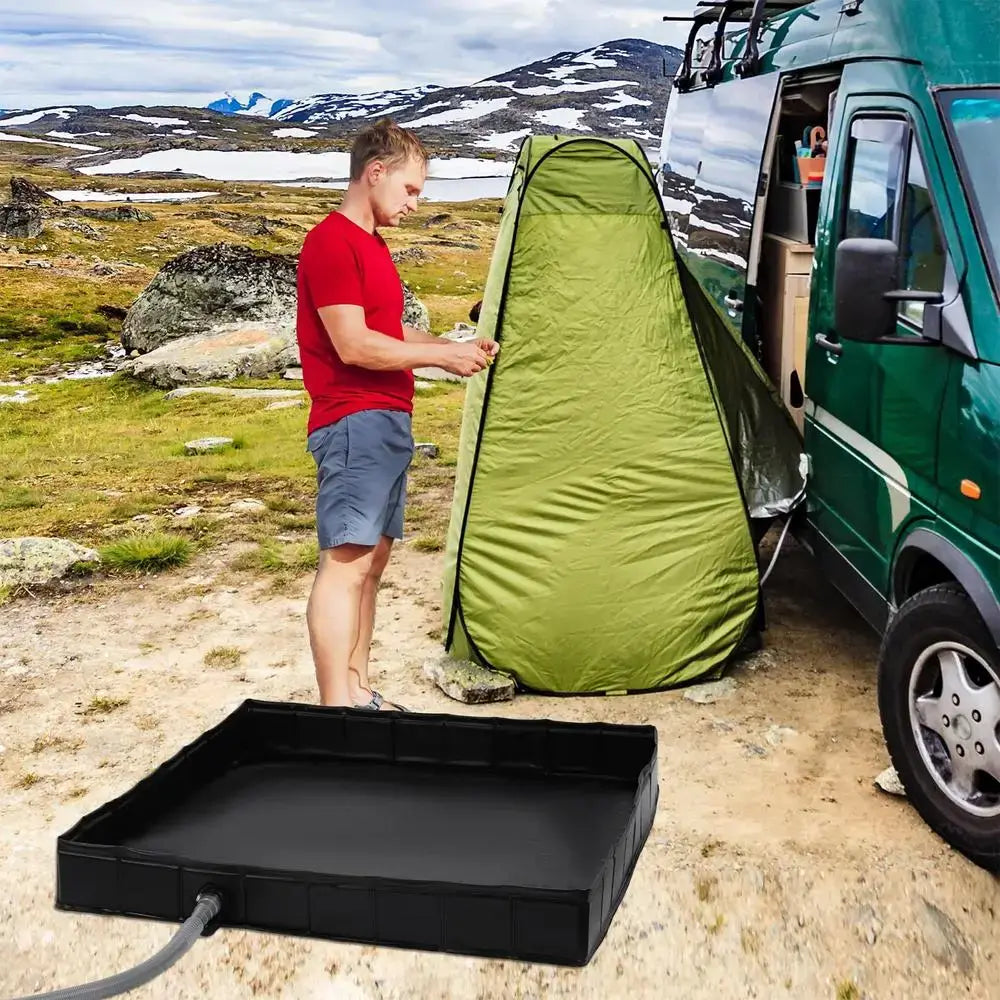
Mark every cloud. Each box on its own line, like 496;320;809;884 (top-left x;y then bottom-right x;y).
0;0;690;110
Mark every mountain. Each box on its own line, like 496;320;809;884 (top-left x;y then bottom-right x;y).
273;86;442;126
207;92;294;118
274;39;680;152
0;39;680;170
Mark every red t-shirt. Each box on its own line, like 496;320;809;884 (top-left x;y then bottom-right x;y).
296;211;414;434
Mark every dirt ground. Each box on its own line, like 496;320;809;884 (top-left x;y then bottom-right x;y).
1;536;998;1000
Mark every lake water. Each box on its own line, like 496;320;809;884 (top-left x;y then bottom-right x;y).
276;176;511;201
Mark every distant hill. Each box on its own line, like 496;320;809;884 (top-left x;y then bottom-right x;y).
274;39;680;152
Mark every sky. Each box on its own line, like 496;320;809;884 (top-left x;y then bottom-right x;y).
0;1;692;111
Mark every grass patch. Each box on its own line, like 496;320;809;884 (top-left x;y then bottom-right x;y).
835;983;860;1000
31;734;83;753
82;695;129;715
0;585;12;607
99;532;192;573
695;876;716;903
411;534;445;552
265;495;305;514
707;913;725;935
204;646;243;669
235;539;318;574
0;487;43;511
276;514;315;532
15;772;42;789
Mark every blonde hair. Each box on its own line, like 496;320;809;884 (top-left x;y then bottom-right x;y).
349;119;429;182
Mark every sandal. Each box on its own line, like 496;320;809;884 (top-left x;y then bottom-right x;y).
352;689;410;712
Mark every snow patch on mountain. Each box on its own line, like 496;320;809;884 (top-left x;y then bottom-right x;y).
112;114;189;127
0;107;77;127
536;108;591;131
400;97;515;129
474;129;532;152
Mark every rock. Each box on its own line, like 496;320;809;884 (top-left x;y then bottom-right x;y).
93;262;117;276
402;282;430;332
421;213;451;227
173;505;203;518
0;204;43;239
220;215;277;237
920;900;975;974
165;387;303;400
184;437;234;455
122;325;299;388
391;246;432;265
25;259;52;268
765;724;798;747
415;442;439;459
96;304;128;321
228;498;266;513
423;654;515;704
283;367;303;381
683;677;737;704
0;538;101;588
414;380;434;390
121;243;299;354
0;390;35;405
55;220;104;241
265;399;305;411
10;176;58;205
77;205;154;223
875;766;906;797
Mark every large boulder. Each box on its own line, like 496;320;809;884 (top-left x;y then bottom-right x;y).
0;204;43;238
403;284;430;332
77;205;154;223
10;176;58;205
121;243;298;354
120;241;431;384
0;537;100;588
120;324;299;388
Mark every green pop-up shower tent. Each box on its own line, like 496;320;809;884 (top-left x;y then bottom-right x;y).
441;135;801;695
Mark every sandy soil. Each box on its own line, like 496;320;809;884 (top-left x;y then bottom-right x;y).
1;537;998;1000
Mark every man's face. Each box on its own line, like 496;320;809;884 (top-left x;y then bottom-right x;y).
369;155;426;227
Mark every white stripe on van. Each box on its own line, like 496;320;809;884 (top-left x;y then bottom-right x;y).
804;398;912;532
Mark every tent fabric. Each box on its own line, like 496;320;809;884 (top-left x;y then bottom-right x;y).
442;135;778;695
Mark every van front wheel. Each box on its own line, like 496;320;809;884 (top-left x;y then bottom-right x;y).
878;584;1000;871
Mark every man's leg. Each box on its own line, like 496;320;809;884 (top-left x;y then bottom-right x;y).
307;543;375;706
348;534;393;695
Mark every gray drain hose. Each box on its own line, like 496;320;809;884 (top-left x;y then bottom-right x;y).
7;892;222;1000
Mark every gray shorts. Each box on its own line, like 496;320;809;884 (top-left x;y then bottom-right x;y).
306;409;414;550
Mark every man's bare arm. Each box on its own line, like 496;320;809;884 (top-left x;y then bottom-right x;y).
401;324;442;345
319;305;489;375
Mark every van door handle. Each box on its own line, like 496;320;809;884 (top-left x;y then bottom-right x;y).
815;332;843;356
724;293;743;313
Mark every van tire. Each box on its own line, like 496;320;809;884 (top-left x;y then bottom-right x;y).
878;583;1000;871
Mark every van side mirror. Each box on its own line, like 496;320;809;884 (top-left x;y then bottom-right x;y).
835;238;899;343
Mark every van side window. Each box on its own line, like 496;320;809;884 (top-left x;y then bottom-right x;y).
899;136;947;328
842;118;907;242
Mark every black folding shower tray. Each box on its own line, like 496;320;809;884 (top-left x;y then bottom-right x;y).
56;699;659;966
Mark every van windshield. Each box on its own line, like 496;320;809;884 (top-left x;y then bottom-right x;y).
941;89;1000;298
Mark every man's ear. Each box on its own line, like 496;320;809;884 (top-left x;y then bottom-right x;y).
366;159;385;185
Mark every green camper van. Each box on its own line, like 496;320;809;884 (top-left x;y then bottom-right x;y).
658;0;1000;868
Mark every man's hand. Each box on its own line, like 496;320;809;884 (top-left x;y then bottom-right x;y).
441;340;492;377
478;338;499;358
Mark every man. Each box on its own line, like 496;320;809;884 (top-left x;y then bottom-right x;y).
296;118;497;711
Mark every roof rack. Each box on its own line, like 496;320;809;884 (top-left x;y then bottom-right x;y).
662;0;814;90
